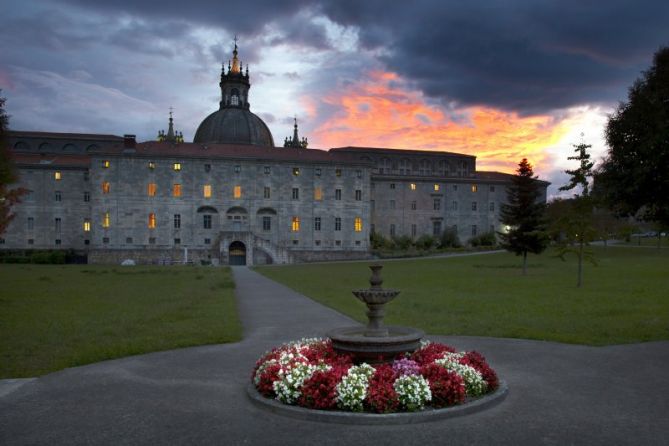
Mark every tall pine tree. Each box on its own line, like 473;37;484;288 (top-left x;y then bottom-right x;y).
498;158;548;275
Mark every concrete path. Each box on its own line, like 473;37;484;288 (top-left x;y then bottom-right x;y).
1;267;668;445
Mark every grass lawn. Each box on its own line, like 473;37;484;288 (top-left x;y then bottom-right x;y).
0;265;241;378
256;247;669;346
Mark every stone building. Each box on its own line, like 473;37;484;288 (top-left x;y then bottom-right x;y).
1;44;547;265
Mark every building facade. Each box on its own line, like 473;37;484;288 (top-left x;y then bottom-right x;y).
1;45;547;265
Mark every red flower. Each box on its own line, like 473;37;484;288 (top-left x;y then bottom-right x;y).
364;364;400;413
421;363;466;407
299;366;348;410
410;343;456;365
256;363;281;397
252;348;282;378
461;351;499;391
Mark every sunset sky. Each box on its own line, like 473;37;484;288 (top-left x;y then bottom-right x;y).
2;0;668;197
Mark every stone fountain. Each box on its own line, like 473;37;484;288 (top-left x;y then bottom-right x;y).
327;264;424;363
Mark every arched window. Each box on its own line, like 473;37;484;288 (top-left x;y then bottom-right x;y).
230;88;240;106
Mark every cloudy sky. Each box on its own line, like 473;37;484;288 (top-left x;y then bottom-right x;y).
1;0;668;197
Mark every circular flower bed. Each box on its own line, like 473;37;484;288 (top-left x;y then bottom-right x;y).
252;338;499;413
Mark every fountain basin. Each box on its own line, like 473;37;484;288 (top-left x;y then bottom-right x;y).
327;325;424;363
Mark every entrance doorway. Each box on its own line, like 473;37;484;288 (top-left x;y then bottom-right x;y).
228;241;247;265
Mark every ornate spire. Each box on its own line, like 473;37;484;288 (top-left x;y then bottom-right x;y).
157;108;183;143
231;35;241;74
284;117;309;149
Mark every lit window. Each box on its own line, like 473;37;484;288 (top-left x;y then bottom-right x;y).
173;184;181;197
354;217;362;232
203;184;212;198
314;187;322;201
83;219;91;232
233;185;242;198
148;161;155;169
102;160;110;168
147;183;157;196
471;184;478;192
291;217;300;232
292;188;299;200
148;213;156;229
103;212;110;228
173;163;181;171
434;184;440;191
102;182;110;194
293;167;300;176
335;168;342;177
55;171;61;180
410;183;416;191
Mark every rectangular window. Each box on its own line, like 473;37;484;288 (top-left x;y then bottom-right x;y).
148;213;156;229
315;240;321;246
356;170;362;179
55;171;61;180
390;224;396;237
434;198;441;211
292;167;300;176
335;217;342;231
490;186;495;192
55;191;62;202
149;237;156;245
173;183;182;197
125;237;132;244
371;200;375;210
264;166;271;174
355;189;362;201
410;183;416;191
102;160;110;168
148;161;155;169
335;189;342;200
472;202;477;211
103;237;109;244
411;224;417;237
291;217;300;232
335;168;342;177
83;219;91;232
434;184;440;191
433;221;442;236
489;202;495;212
264;186;271;199
55;239;61;245
83;172;89;181
55;217;61;232
453;184;458;191
103;212;110;228
204;163;211;172
262;216;271;231
490;225;495;233
27;217;34;230
452;201;458;211
390;183;396;189
335;240;341;246
204;238;211;245
390;200;395;209
472;225;477;236
354;217;362;232
203;184;212;198
315;168;321;176
174;238;181;245
174;214;181;229
471;184;478;192
173;163;181;171
234;165;241;173
314;187;322;201
314;217;321;231
292;187;299;200
147;183;157;197
84;191;90;202
102;182;110;194
411;201;417;210
28;239;34;245
203;214;212;229
233;185;242;198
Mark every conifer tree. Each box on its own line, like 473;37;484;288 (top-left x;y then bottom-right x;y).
498;158;548;275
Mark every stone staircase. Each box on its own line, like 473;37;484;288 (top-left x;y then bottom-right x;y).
218;231;294;265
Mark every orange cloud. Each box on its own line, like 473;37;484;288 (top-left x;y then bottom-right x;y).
306;71;568;173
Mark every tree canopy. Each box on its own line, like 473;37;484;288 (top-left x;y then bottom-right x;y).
0;92;28;235
597;46;669;228
498;158;548;274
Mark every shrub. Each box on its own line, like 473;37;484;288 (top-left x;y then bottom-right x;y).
392;235;413;250
415;234;437;250
469;232;497;247
440;228;462;248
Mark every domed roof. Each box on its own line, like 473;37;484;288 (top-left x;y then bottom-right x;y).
193;108;275;146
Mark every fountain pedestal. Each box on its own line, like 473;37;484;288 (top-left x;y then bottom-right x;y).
327;265;424;363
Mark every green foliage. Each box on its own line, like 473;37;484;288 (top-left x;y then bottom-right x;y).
469;231;497;247
256;247;669;346
414;234;437;250
0;265;242;378
598;46;669;229
392;235;413;250
440;227;462;248
370;230;388;250
0;91;28;235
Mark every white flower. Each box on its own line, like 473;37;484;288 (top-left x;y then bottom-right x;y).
435;357;487;396
336;364;375;411
394;374;432;411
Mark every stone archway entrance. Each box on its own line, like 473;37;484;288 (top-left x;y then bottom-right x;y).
229;241;247;265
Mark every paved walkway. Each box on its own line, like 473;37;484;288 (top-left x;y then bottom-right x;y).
1;267;668;445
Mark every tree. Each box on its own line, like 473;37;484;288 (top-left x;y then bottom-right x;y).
558;142;596;288
597;46;669;238
498;158;549;275
0;91;28;235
